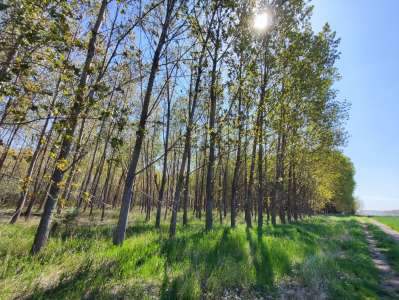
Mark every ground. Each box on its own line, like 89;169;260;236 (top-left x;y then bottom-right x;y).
369;217;399;275
362;221;399;298
0;210;398;299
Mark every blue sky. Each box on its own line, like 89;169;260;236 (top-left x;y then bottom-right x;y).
311;0;399;210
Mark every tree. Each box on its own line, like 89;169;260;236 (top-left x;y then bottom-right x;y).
113;0;177;245
30;0;108;254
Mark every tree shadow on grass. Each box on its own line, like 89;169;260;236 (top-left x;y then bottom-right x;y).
26;260;110;300
264;218;344;251
160;228;246;299
30;218;357;299
159;229;209;299
160;227;280;299
51;221;159;242
246;228;274;289
25;258;159;300
159;229;208;264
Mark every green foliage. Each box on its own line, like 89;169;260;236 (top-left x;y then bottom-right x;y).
310;151;356;213
0;3;360;298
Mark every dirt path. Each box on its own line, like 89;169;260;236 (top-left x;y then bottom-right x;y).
362;223;399;298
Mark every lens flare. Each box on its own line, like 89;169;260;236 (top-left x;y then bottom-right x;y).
253;11;272;31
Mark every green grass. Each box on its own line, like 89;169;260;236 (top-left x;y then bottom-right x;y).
367;223;399;274
373;216;399;232
0;214;384;299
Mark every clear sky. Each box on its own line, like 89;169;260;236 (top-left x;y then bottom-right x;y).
311;0;399;211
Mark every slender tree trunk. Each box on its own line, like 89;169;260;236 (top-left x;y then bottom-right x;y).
0;125;20;173
182;139;191;226
155;74;172;228
7;137;26;180
101;154;116;221
168;7;217;235
78;107;108;209
231;98;245;229
246;132;257;229
113;0;176;245
59;117;87;210
204;22;221;231
222;141;229;218
257;119;265;231
88;123;114;213
9;128;43;222
10;75;61;223
0;35;22;82
24;122;58;219
279;133;287;224
230;137;240;229
112;170;125;209
218;159;223;224
198;148;206;220
194;150;200;216
0;98;13;127
272;133;280;226
30;0;108;254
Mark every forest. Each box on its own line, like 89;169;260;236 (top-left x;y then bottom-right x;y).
0;0;378;299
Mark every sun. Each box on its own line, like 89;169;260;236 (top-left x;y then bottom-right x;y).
253;11;272;31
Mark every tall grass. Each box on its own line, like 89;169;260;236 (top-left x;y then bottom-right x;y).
0;214;383;299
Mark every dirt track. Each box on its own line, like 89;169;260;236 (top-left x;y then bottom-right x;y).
362;222;399;298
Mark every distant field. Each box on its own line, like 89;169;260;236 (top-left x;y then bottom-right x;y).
373;216;399;232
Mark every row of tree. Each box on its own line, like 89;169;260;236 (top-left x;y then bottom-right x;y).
0;0;356;254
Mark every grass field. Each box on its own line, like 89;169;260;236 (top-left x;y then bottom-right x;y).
373;216;399;232
0;214;385;299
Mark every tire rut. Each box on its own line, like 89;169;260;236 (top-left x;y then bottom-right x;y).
362;223;399;299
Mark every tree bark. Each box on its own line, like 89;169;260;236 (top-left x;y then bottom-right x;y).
155;56;172;228
204;17;222;232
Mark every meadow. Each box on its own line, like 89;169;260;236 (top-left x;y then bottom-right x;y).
373;216;399;233
0;212;386;300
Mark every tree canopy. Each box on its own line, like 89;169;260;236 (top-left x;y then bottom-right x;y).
0;0;356;253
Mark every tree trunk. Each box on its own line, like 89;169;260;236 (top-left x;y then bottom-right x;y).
30;0;108;254
204;20;221;232
182;140;191;226
0;125;20;173
24;122;58;219
168;7;217;235
113;0;176;245
155;62;172;228
257;120;265;231
0;35;22;82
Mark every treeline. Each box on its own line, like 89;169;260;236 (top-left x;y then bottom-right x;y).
0;0;355;253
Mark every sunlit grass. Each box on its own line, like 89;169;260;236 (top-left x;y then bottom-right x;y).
373;216;399;232
0;214;383;299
